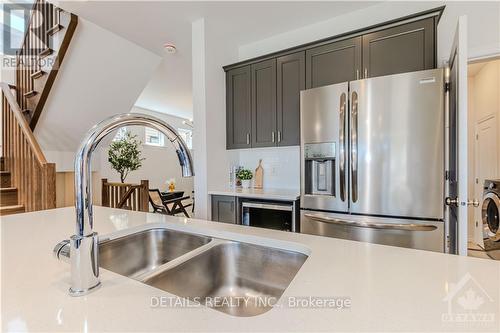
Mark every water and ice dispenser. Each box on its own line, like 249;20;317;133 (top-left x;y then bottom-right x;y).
303;142;336;196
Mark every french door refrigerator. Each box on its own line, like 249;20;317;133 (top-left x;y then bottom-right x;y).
300;68;446;252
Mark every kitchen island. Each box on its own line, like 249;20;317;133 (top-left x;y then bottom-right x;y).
2;207;499;332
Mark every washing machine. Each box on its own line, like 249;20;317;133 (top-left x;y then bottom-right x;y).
482;179;500;259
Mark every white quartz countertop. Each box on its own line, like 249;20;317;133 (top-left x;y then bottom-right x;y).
208;187;300;201
2;207;500;332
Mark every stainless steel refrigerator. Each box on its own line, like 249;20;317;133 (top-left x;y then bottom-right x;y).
300;68;446;252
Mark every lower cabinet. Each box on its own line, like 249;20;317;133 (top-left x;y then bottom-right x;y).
211;195;237;224
211;195;300;232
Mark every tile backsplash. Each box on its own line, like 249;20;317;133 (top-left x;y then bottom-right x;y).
236;146;300;190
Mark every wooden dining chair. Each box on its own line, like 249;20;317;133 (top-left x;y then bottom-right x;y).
148;189;168;214
149;189;192;218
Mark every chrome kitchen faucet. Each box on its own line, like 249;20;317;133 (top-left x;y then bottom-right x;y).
67;113;194;296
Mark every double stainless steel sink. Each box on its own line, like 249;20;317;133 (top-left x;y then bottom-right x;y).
57;227;308;317
99;229;212;279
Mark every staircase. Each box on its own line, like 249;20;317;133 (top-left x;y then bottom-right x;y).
0;157;25;215
1;83;56;215
15;0;77;129
0;0;76;215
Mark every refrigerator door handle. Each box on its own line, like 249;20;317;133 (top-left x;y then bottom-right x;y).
339;92;347;202
304;214;437;231
351;91;358;203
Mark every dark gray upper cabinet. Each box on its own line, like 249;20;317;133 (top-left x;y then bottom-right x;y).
225;10;440;150
362;18;436;78
277;52;305;146
211;195;236;224
306;37;362;89
251;59;277;148
226;66;252;149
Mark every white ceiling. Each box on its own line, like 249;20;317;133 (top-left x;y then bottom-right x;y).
59;1;379;119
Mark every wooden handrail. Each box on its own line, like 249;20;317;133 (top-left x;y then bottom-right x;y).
1;82;47;165
102;181;140;187
1;82;56;211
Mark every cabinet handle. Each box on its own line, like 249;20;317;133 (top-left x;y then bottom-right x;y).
277;131;282;142
272;131;275;142
246;133;250;145
364;68;368;78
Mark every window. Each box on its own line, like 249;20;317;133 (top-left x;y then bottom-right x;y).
145;128;165;146
178;128;193;150
113;127;127;141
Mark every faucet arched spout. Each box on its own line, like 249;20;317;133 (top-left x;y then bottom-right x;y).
70;113;194;296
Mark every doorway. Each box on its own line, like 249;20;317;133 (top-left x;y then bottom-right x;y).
467;58;500;253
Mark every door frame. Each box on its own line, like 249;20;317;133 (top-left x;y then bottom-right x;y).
445;15;468;255
467;53;500;247
473;113;499;245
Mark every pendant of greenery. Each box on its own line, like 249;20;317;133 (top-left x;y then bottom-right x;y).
108;131;145;183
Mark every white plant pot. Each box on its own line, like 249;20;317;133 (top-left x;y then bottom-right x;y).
241;180;251;189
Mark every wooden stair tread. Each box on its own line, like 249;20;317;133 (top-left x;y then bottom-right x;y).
39;48;53;59
47;24;64;35
0;187;18;207
0;204;25;215
31;70;45;79
23;90;37;98
0;187;17;192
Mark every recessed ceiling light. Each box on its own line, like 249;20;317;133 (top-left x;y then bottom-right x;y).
164;43;177;54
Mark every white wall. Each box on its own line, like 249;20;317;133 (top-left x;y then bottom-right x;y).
54;106;194;208
236;146;300;190
192;18;208;219
239;1;500;63
98;106;194;195
192;18;239;218
34;17;161;171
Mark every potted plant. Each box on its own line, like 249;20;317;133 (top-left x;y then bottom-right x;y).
108;130;145;183
236;168;253;189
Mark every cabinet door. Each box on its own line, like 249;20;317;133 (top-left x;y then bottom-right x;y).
226;66;252;149
211;195;236;223
251;59;277;148
306;37;362;89
362;17;436;78
277;52;305;147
